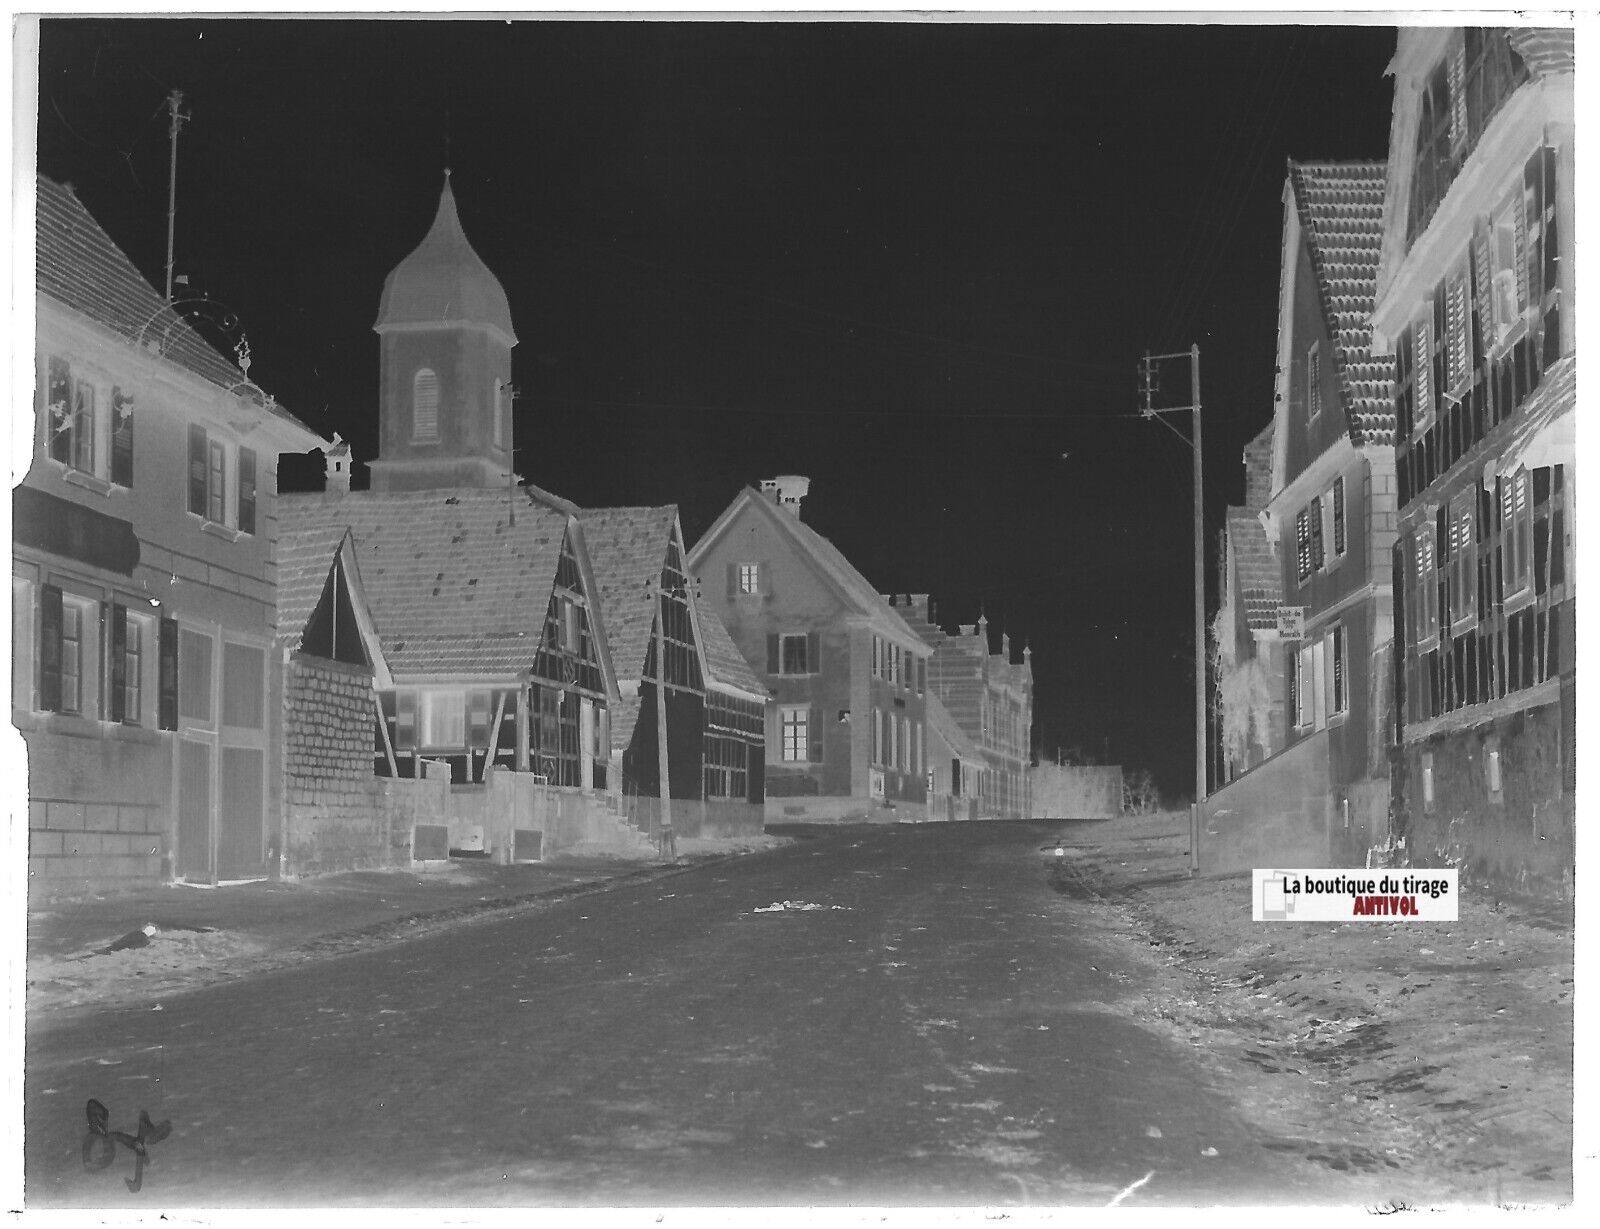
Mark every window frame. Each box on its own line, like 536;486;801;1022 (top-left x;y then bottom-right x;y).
419;689;467;751
736;563;759;595
778;632;810;676
780;705;810;763
412;367;440;443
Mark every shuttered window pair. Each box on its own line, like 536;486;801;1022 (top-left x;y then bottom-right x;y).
187;425;256;533
36;585;176;729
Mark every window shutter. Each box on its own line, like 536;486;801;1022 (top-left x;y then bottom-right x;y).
111;387;134;488
158;616;179;730
73;382;96;473
806;631;820;675
110;603;127;723
1415;319;1433;419
917;657;926;695
766;634;779;675
238;447;257;535
1472;219;1493;349
1307;345;1321;418
1447;271;1470;386
1333;626;1346;711
808;708;824;761
39;584;63;713
1513;178;1530;312
726;563;737;598
1310;496;1324;570
1296;508;1311;579
1540;145;1558;309
188;424;208;516
1332;478;1346;555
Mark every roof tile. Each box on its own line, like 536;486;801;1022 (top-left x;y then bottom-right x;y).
1288;160;1393;448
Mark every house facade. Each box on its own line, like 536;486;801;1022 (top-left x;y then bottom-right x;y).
1214;422;1287;781
688;477;934;824
15;176;327;896
1373;27;1575;890
580;505;767;839
1199;160;1396;870
920;608;1035;820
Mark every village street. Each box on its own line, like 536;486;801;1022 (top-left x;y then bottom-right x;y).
24;821;1562;1210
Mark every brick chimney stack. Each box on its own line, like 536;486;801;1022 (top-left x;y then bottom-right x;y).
760;475;810;518
1243;421;1274;508
325;433;352;495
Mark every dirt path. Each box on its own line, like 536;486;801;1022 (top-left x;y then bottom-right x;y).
1063;813;1573;1207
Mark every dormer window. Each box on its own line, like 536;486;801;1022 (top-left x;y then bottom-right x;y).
412;368;439;442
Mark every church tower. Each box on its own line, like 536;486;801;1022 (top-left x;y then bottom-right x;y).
369;173;517;492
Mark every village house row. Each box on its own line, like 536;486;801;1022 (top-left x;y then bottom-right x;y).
14;167;1032;894
1210;27;1574;892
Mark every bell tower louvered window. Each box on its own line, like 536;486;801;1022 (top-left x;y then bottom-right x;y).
412;368;439;442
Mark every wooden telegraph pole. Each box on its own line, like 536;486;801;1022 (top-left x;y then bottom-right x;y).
1140;346;1206;874
652;580;675;861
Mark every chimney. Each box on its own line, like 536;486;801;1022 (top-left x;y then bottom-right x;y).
1002;632;1012;661
760;475;810;518
1243;421;1275;508
325;433;352;495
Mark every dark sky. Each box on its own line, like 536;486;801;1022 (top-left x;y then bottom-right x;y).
34;17;1397;801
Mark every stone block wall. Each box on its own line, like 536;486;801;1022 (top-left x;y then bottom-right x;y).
1199;729;1332;873
282;653;405;876
1399;698;1573;894
23;718;170;902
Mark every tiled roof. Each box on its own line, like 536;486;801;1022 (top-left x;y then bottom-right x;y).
36;175;318;440
697;599;768;698
1288;160;1392;447
375;176;516;342
1509;27;1574;78
883;595;947;650
578;506;678;681
693;490;928;651
1227;507;1282;631
278;487;567;677
275;523;350;650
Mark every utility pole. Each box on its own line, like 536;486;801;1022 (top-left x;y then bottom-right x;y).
652;580;675;861
1139;345;1206;872
163;89;189;303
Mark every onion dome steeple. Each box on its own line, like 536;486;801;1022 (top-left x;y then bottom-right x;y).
374;172;516;345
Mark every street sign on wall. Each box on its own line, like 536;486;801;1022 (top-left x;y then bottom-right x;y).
1277;606;1306;640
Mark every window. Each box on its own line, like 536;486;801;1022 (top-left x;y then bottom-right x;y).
888;644;901;687
779;633;810;675
899;716;910;771
780;706;810;762
39;588;98;717
1306;344;1322;419
872;635;883;679
237;448;257;536
737;564;759;595
559;597;580;653
109;605;152;725
872;708;884;765
1414;526;1440;647
887;711;899;769
420;691;466;749
916;657;926;695
1331;476;1346;559
1485;188;1524;345
207;439;226;523
1330;624;1348;716
188;425;243;528
1501;468;1532;599
111;387;134;488
1447;496;1478;631
412;368;439;441
914;721;923;775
